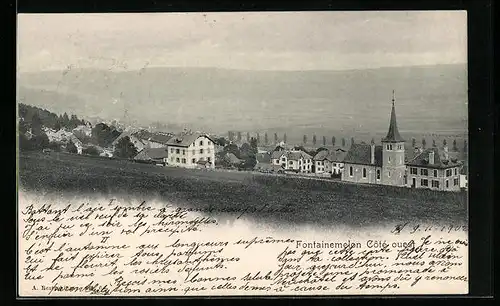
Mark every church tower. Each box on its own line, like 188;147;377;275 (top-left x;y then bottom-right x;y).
381;90;406;186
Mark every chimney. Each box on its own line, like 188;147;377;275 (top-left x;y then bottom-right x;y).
429;150;435;164
443;145;449;160
370;143;375;164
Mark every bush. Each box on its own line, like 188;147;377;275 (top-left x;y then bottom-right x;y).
82;146;100;156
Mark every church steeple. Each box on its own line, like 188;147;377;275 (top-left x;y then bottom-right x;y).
382;90;404;143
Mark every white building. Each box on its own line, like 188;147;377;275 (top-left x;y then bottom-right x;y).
271;149;313;173
165;133;215;169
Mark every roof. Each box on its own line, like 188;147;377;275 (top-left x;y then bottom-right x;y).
225;153;244;164
256;152;271;163
134;148;168;160
271;150;285;159
286;150;312;160
382;99;405;143
343;143;383;166
132;130;173;145
313;150;330;161
406;147;462;169
112;132;144;146
166;132;213;147
327;148;348;162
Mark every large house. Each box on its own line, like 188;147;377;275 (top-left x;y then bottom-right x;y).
313;147;347;176
271;150;313;173
406;146;462;191
165;132;215;169
342;93;406;186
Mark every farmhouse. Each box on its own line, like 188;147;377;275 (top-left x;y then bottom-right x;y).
133;130;174;148
406;146;462;191
111;132;147;152
166;132;215;169
271;150;313;173
342;92;406;187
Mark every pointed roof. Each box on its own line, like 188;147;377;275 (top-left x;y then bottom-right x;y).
382;90;405;143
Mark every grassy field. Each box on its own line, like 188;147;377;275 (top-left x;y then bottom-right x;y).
18;151;467;228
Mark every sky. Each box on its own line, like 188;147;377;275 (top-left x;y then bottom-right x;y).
17;11;467;72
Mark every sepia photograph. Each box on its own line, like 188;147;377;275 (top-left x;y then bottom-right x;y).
17;11;469;297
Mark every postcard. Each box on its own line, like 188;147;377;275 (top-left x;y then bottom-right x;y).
17;11;469;297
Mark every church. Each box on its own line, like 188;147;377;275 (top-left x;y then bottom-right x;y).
342;91;407;187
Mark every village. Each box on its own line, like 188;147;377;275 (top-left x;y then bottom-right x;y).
18;93;468;193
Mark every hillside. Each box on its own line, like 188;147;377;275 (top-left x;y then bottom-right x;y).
17;64;468;141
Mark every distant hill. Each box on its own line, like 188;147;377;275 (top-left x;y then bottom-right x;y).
17;64;468;141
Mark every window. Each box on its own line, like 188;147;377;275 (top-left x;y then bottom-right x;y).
433;170;438;177
362;168;367;178
182;149;185;155
388;156;391;163
170;148;174;153
410;167;417;175
200;149;204;154
176;157;180;163
446;169;453;177
421;179;428;187
349;166;353;176
454;178;459;186
208;157;211;162
289;161;293;165
376;169;381;180
420;169;428;176
170;157;174;162
281;157;286;161
181;158;186;164
446;180;449;188
388;171;391;178
192;158;196;164
432;180;439;188
454;168;458;175
176;149;180;154
207;148;211;154
199;140;203;146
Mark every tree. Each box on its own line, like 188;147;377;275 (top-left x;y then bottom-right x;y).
283;133;287;143
246;132;250;142
228;131;234;142
463;140;468;153
30;113;43;136
264;133;269;145
66;140;78;154
237;131;242;142
83;146;100;156
351;137;355;146
443;139;447;147
91;123;119;147
432;139;437;147
19;133;32;151
412;137;416;148
331;136;336;147
322;136;326;146
371;138;375;145
62;112;70;128
422;138;427;148
342;138;346;147
113;136;138;158
256;133;260;144
30;133;50;150
312;134;317;146
274;133;278;144
452;139;458;151
223;143;240;158
215;137;227;147
303;135;307;145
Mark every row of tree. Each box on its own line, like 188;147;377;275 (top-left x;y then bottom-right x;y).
19;103;87;131
227;130;467;152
